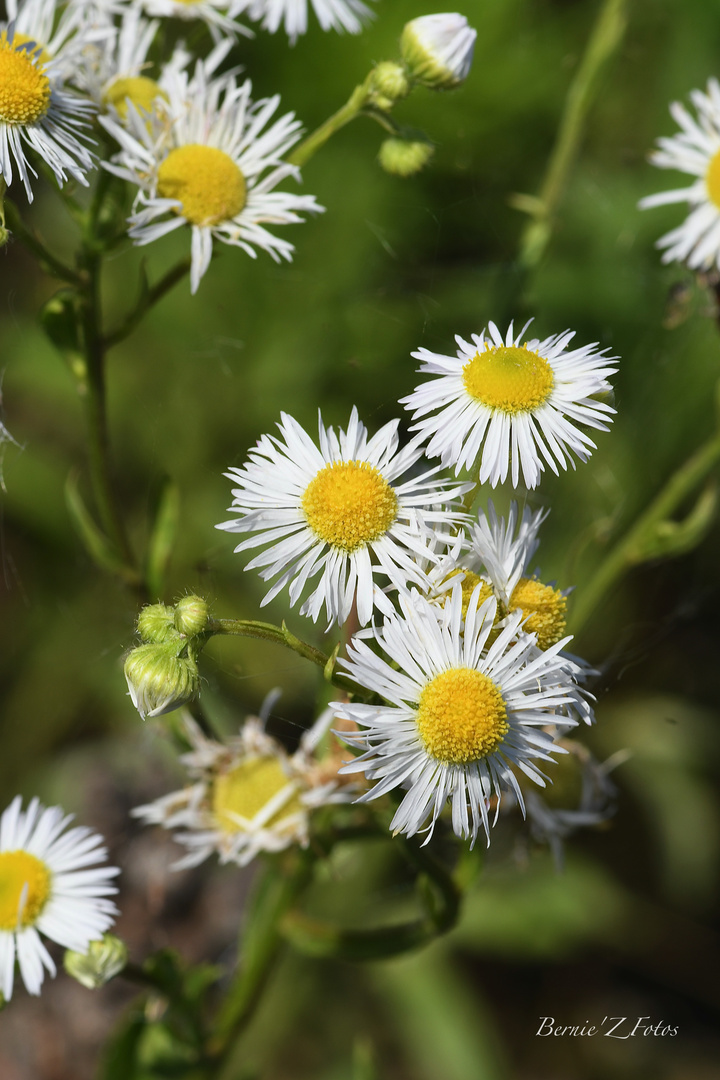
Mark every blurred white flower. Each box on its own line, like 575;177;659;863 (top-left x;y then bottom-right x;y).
138;0;252;43
133;708;356;867
639;78;720;271
0;796;119;1000
243;0;374;43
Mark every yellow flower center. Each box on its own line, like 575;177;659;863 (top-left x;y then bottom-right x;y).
104;76;166;119
443;569;494;618
0;850;52;931
212;757;304;834
302;460;399;552
416;667;509;764
508;576;567;650
706;148;720;209
0;35;51;126
157;144;247;227
462;344;554;414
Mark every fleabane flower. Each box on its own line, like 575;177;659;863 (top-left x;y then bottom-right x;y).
217;407;470;628
102;60;322;293
78;6;161;114
137;0;252;43
0;796;119;1001
447;500;595;725
132;708;356;868
401;321;617;489
400;12;476;90
4;0;105;80
0;25;95;198
243;0;374;43
335;584;580;846
639;78;720;270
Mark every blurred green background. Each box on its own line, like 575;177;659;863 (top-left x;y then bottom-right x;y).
1;0;720;1076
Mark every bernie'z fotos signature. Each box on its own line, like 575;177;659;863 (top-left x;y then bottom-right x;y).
536;1016;678;1039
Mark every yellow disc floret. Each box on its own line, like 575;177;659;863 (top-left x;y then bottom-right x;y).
157;144;247;227
462;344;554;414
706;149;720;208
0;850;52;930
509;576;567;650
104;76;166;120
416;667;509;764
0;36;51;126
443;569;494;618
302;460;399;551
212;757;303;833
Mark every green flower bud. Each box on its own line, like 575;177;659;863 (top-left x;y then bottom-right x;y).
174;595;210;637
137;603;180;644
378;137;435;177
64;934;129;989
369;61;411;110
124;641;200;720
401;13;477;90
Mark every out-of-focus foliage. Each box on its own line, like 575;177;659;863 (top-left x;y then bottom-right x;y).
1;0;719;1077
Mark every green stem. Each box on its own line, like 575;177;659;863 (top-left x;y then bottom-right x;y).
103;257;192;350
4;199;83;285
208;852;315;1066
75;241;138;576
288;80;372;168
516;0;629;266
571;429;720;633
207;617;356;693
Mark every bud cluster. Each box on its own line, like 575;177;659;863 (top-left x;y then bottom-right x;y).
124;595;211;720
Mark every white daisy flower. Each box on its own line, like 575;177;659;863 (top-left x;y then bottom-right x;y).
335;584;580;846
78;6;160;112
4;0;105;80
401;321;617;489
101;59;322;293
0;796;119;1001
217;406;470;628
137;0;252;42
639;78;720;271
132;707;356;868
0;25;96;199
243;0;374;43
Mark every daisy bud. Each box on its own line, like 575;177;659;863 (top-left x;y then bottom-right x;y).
137;603;179;644
64;934;128;989
378;137;434;177
401;13;477;90
369;62;411;110
124;642;200;720
174;595;210;638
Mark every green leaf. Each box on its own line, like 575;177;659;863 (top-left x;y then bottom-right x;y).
145;476;180;600
101;1012;146;1080
65;471;136;581
629;482;718;563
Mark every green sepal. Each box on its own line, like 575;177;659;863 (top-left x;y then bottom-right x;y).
324;642;340;682
628;482;718;563
144;476;180;599
65;470;139;584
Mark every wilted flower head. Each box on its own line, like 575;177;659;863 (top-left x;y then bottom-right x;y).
132;707;357;867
